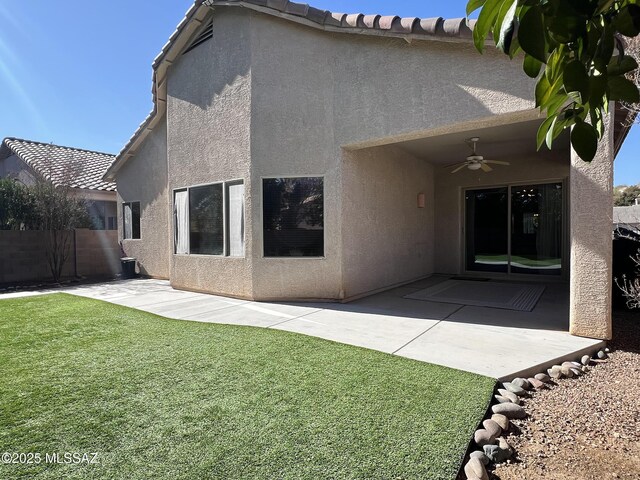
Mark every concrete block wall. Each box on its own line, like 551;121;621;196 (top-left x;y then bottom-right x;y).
0;229;120;284
74;229;121;278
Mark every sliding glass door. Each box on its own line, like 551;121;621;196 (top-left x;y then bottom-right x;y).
465;182;563;276
465;188;509;273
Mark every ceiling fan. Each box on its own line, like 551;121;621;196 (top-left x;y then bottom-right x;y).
447;137;511;173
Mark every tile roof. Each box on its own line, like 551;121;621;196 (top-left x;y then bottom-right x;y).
614;204;640;225
1;137;116;191
104;1;476;181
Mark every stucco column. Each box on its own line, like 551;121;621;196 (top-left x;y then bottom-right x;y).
569;108;614;340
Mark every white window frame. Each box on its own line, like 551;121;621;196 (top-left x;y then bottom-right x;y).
260;175;326;259
172;179;245;257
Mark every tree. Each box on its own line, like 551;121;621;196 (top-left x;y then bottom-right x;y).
28;144;89;282
614;184;640;204
468;0;640;162
0;178;37;230
30;179;88;282
615;250;640;307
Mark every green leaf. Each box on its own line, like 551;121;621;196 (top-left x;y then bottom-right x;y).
508;33;521;59
473;0;505;53
537;114;556;150
545;93;569;117
589;75;608;105
536;73;564;109
595;0;615;15
594;24;615;73
467;0;487;17
563;60;590;103
496;0;517;54
607;55;638;76
590;105;604;138
608;76;640;103
523;53;543;78
614;4;640;37
571;121;599;162
518;6;547;63
545;115;558;149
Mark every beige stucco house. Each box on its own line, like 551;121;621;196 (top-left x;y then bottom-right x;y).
104;0;633;340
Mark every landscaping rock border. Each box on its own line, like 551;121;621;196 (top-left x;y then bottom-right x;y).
460;347;610;480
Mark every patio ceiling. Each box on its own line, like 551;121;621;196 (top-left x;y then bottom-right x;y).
396;118;570;165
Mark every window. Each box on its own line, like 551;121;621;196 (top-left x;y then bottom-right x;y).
123;202;141;239
173;181;244;256
87;201;117;231
262;177;324;257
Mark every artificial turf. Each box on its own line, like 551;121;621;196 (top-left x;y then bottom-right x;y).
0;293;495;479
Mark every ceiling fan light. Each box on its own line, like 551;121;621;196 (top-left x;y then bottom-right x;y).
468;162;482;171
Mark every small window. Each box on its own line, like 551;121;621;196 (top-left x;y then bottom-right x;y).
173;180;244;256
263;177;324;257
123;202;141;239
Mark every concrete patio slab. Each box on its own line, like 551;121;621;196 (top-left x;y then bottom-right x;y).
0;276;605;380
272;309;439;354
394;320;601;379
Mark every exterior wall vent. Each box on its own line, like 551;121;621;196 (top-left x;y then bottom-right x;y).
183;21;213;55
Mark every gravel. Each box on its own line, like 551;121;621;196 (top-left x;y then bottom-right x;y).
491;310;640;480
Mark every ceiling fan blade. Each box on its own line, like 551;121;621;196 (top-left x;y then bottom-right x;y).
480;163;493;172
451;164;468;173
484;160;511;166
445;161;467;168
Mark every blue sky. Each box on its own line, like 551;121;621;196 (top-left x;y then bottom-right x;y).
0;0;637;185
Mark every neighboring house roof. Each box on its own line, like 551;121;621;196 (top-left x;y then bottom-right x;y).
0;137;116;192
614;204;640;226
103;0;478;181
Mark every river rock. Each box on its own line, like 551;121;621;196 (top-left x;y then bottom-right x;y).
511;377;532;390
548;365;563;379
470;450;489;465
494;395;510;404
534;373;550;382
597;350;607;359
527;377;545;389
483;419;502;437
496;437;514;461
491;402;527;419
502;382;527;396
497;389;521;404
491;413;510;431
474;428;497;447
581;354;591;365
464;457;489;480
483;438;513;463
560;366;574;377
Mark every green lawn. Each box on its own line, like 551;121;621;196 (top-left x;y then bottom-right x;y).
0;294;494;480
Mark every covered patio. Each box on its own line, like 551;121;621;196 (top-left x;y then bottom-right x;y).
342;106;620;342
7;276;604;380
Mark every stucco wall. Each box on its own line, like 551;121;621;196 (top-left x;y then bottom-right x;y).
117;120;170;279
122;7;547;300
433;150;570;275
342;145;435;298
0;154;38;185
166;9;253;297
247;10;536;299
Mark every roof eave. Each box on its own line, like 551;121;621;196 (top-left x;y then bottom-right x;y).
104;1;483;182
